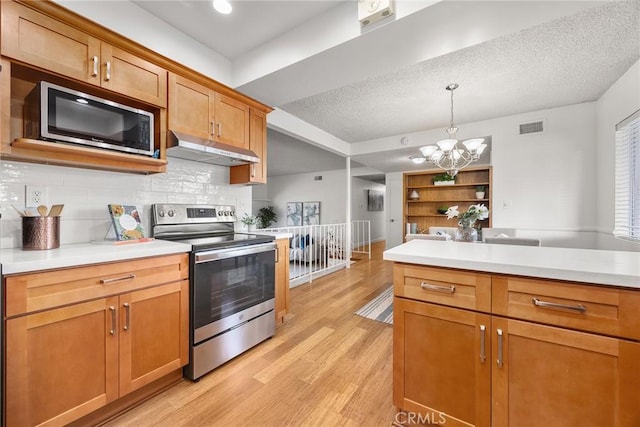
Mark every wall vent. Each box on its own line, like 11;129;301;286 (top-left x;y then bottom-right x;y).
519;120;544;135
314;176;323;181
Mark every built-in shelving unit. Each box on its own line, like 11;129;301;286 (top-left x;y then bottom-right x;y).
403;166;492;236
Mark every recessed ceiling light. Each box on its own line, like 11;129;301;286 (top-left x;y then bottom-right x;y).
213;0;232;14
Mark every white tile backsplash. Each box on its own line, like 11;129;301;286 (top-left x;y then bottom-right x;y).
0;157;252;248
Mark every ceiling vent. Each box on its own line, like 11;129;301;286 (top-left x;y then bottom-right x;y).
519;120;545;135
359;0;394;27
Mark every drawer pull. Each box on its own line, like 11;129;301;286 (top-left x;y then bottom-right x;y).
420;282;456;294
123;303;130;331
109;306;116;335
479;325;486;363
496;329;503;368
100;273;136;284
105;60;111;81
532;298;586;314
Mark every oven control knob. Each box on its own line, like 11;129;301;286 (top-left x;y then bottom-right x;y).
158;210;165;217
167;210;175;217
230;211;235;217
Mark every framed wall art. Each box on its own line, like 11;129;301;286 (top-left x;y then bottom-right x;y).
367;190;384;211
303;202;320;225
286;202;303;226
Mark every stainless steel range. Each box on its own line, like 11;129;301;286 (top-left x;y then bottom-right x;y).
151;203;276;380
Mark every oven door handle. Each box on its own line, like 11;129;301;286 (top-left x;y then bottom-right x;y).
195;242;277;263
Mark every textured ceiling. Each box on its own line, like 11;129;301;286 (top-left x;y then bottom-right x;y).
280;0;640;143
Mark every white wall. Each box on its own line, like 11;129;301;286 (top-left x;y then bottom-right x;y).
596;60;640;252
263;170;386;242
379;103;603;249
0;159;252;248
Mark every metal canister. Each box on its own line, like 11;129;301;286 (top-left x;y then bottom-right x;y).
22;216;60;250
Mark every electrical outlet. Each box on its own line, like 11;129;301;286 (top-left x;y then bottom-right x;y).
25;185;48;207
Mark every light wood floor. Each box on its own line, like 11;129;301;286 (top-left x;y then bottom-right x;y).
106;241;396;426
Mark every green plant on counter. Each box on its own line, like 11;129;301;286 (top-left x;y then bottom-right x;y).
476;185;486;192
240;213;257;226
256;205;278;229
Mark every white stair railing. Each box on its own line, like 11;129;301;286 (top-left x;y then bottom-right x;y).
260;223;349;287
351;220;371;260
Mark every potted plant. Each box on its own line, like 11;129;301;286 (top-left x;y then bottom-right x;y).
256;205;278;229
240;213;257;231
433;173;456;186
475;185;486;200
437;205;449;214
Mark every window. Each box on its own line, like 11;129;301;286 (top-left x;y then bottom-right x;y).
614;110;640;241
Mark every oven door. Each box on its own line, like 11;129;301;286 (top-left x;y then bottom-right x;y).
192;242;276;344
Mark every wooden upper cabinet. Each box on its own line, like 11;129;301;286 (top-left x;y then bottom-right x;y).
168;73;215;139
1;1;167;107
214;92;250;149
100;44;167;107
230;108;267;184
1;1;101;85
168;72;250;149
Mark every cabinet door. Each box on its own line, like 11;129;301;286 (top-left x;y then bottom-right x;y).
5;297;119;426
275;238;290;325
118;280;189;395
491;317;640;427
1;1;101;85
168;73;215;139
394;297;491;426
213;92;250;149
230;108;267;184
101;44;167;107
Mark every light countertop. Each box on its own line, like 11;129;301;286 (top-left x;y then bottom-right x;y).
254;232;293;240
383;240;640;289
0;240;192;275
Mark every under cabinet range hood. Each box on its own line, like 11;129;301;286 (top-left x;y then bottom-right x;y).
166;131;259;166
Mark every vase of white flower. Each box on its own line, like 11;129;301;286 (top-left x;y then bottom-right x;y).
445;204;490;243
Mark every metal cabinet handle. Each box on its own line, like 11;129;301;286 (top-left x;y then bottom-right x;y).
217;123;222;137
479;325;486;363
275;246;279;263
210;121;215;136
496;329;503;368
251;163;256;178
420;282;456;294
532;297;586;314
100;273;136;284
91;55;99;76
105;61;111;81
109;306;116;335
123;303;130;331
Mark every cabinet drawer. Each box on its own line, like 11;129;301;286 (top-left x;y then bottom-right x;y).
492;275;640;341
5;253;188;317
393;264;491;312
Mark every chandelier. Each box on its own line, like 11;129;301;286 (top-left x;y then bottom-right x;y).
410;84;486;177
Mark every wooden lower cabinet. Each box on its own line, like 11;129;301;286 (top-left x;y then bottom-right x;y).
393;265;640;427
3;254;189;427
393;297;491;427
491;317;640;427
119;280;189;396
275;237;290;325
5;298;120;426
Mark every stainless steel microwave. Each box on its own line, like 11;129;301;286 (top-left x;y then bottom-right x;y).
24;82;154;157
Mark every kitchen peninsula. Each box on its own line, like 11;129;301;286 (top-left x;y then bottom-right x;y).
384;240;639;426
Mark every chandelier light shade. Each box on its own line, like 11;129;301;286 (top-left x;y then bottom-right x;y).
415;84;486;176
